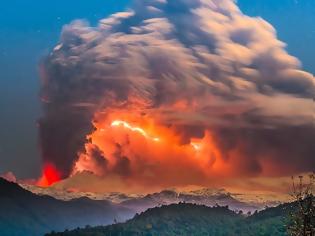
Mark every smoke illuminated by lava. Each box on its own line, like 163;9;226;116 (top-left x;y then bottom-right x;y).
110;120;161;142
72;112;227;188
38;0;315;189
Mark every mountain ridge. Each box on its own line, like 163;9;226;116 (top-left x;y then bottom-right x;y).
21;182;281;213
0;178;134;236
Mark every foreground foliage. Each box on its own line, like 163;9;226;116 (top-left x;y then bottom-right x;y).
288;175;315;236
47;202;294;236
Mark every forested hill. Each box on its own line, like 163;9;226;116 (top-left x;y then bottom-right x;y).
47;202;294;236
0;178;133;236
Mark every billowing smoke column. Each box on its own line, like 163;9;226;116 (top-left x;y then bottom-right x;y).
39;0;315;187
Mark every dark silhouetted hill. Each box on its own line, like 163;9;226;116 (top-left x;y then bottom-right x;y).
0;178;134;236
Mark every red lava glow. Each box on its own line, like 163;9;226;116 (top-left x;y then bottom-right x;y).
38;163;61;187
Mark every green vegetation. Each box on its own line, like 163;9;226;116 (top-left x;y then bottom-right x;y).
47;202;294;236
287;175;315;236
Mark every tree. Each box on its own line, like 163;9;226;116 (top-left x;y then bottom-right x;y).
288;174;315;236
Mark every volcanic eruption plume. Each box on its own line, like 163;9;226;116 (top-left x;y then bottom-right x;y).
38;0;315;188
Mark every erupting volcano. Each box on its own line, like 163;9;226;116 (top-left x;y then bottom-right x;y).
38;0;315;191
3;1;315;235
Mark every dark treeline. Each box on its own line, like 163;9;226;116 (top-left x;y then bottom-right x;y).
47;202;294;236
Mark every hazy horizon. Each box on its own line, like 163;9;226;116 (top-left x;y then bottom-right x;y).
0;0;314;197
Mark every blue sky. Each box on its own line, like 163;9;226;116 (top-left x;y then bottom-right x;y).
0;0;314;178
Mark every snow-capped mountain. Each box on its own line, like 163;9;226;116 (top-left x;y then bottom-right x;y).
20;183;142;203
120;189;260;213
20;183;284;213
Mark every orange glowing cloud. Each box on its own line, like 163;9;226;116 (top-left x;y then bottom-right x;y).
39;0;315;192
72;110;235;189
110;120;161;142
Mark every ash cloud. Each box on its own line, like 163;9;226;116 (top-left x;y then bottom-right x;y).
40;0;315;180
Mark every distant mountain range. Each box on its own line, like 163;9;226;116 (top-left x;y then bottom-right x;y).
0;177;290;236
118;189;259;214
21;183;143;203
47;202;295;236
22;182;284;213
